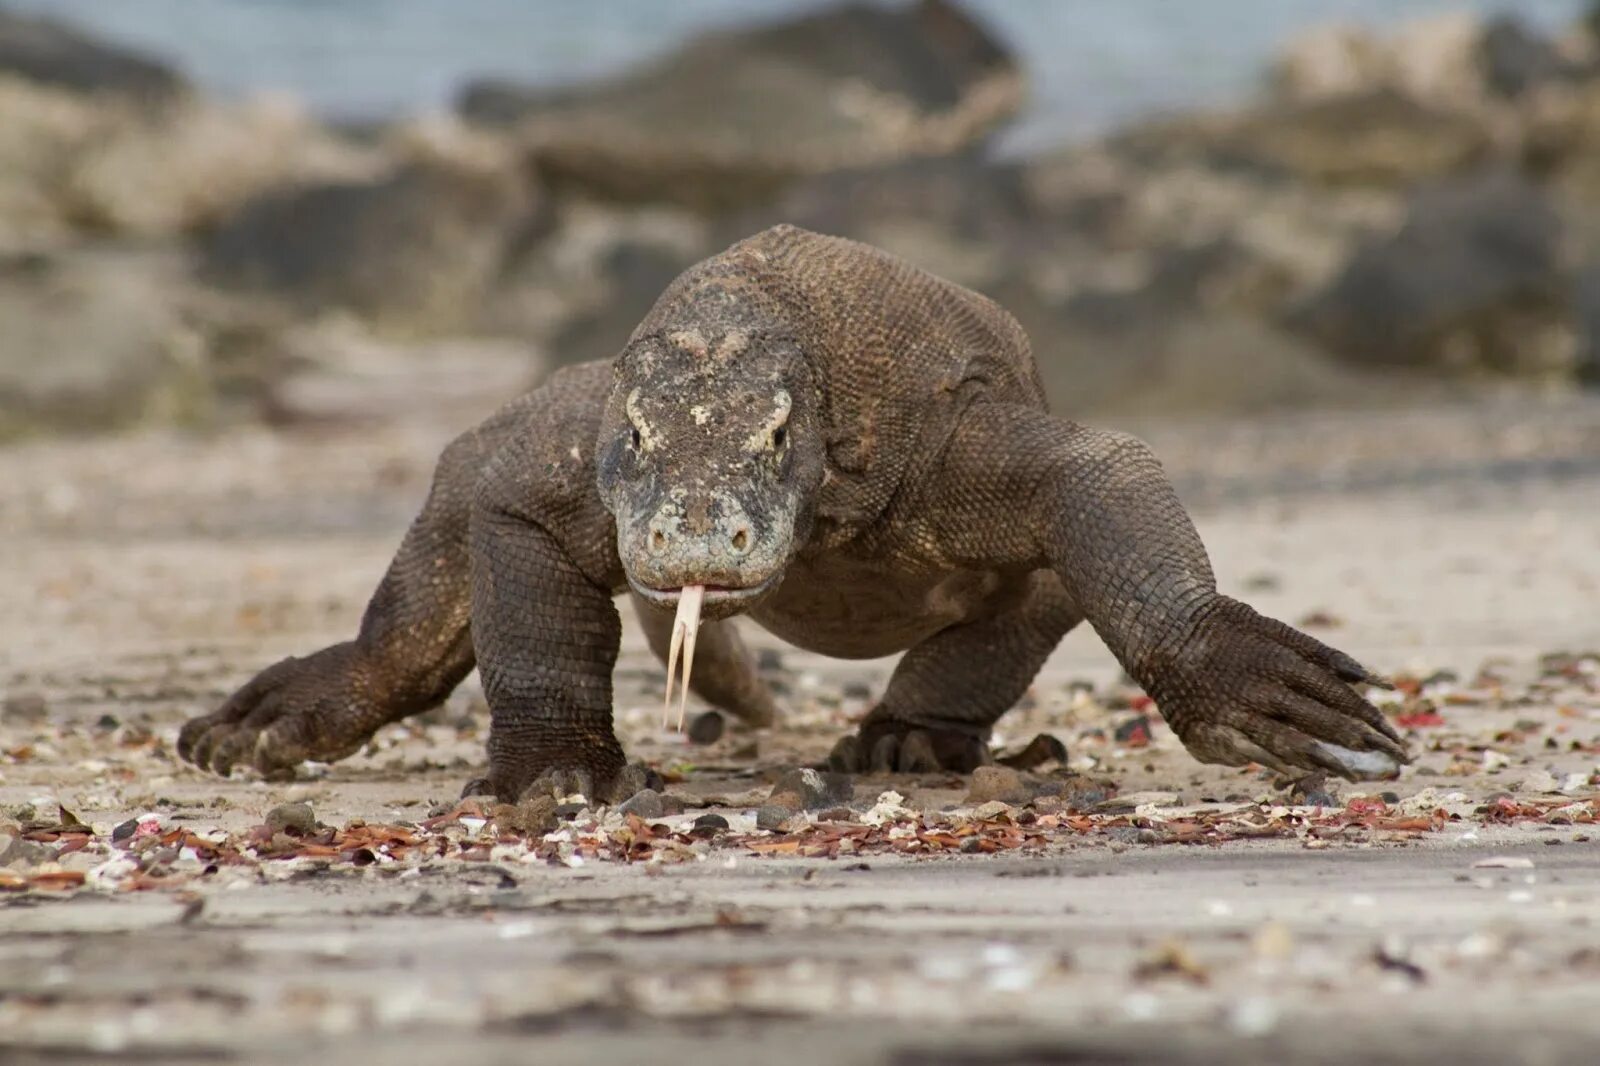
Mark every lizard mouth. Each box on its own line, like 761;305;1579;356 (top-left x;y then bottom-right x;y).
628;575;781;733
629;574;779;610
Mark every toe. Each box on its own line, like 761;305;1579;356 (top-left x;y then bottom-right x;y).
609;763;664;803
868;734;900;773
998;733;1067;771
827;735;865;773
896;731;941;773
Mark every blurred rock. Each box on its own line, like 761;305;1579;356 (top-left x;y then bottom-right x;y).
1118;90;1490;188
487;201;710;366
1272;12;1562;107
965;766;1034;805
0;9;184;100
0;78;379;252
1569;259;1600;385
204;157;540;334
1270;23;1387;101
0;77;94;251
67;95;380;237
264;802;317;835
459;0;1021;209
1292;170;1575;378
767;768;854;812
0;248;215;437
737;155;1036;292
261;316;541;427
1479;16;1569;99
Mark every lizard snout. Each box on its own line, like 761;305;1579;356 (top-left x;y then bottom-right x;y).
633;491;775;600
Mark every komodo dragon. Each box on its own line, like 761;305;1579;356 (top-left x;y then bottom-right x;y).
178;225;1409;802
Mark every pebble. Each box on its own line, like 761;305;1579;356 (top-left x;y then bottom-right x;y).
1002;733;1068;770
616;789;666;820
767;767;853;812
755;805;794;832
0;832;52;869
264;802;316;835
692;813;729;832
1472;856;1534;869
686;711;725;745
971;800;1014;820
494;795;558;836
966;766;1034;805
2;693;48;723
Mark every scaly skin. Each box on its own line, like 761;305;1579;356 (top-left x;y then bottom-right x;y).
180;225;1408;800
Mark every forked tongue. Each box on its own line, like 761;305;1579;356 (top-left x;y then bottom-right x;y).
663;584;705;731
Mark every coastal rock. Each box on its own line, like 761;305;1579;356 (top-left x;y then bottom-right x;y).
0;247;214;438
1272;13;1565;107
0;79;378;251
67;96;380;237
1291;170;1575;378
204;157;539;333
458;0;1021;209
965;766;1035;806
0;9;184;101
1118;90;1491;188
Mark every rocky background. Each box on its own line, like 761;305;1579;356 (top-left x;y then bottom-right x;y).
5;0;1600;438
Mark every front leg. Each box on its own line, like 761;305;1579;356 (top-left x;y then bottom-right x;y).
924;404;1410;783
469;501;641;802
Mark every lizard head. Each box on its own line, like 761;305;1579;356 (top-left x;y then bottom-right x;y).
596;323;825;625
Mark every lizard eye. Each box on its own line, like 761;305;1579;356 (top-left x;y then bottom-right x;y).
630;428;642;450
772;426;787;451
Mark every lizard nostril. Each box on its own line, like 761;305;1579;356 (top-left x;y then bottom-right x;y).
651;529;667;553
730;529;749;554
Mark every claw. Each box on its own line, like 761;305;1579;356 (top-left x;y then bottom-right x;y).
662;584;705;731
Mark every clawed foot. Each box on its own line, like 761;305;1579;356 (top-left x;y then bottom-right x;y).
829;723;1066;774
177;643;382;778
827;715;1063;774
1151;596;1411;783
467;760;662;805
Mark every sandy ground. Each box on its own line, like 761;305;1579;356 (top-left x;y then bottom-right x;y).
3;392;1600;1064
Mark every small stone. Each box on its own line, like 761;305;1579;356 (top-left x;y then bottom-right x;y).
111;818;139;843
1000;733;1067;770
972;800;1013;821
553;802;587;821
264;802;316;835
2;693;47;723
616;789;665;820
687;711;725;745
692;813;729;832
959;835;984;853
966;766;1034;805
1289;772;1338;807
767;767;853;812
1472;856;1534;869
1113;715;1153;747
756;805;793;832
493;795;558;836
0;832;52;869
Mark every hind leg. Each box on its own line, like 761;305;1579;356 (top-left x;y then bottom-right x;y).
829;572;1081;773
632;594;777;728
